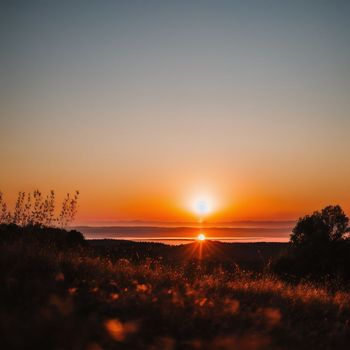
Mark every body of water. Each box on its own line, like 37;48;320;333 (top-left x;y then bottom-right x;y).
76;223;293;245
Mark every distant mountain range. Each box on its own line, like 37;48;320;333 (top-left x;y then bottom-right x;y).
74;220;295;228
74;221;295;242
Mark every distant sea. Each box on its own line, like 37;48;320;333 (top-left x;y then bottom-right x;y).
75;221;294;245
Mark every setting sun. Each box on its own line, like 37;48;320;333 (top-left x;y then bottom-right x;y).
197;233;206;241
192;197;214;217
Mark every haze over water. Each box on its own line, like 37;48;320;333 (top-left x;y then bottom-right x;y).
77;221;293;245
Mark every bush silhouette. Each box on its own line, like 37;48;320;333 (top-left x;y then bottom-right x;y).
0;224;86;249
291;205;350;246
275;205;350;280
0;190;79;228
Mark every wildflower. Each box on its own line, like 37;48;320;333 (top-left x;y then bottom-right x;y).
136;283;148;293
110;293;119;300
104;318;138;342
68;287;78;295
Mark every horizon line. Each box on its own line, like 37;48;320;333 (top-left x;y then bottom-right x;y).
73;219;296;228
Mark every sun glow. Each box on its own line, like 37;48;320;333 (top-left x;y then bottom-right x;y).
192;197;214;216
197;233;206;241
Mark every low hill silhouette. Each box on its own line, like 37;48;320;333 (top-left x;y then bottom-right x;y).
1;223;350;349
90;239;287;271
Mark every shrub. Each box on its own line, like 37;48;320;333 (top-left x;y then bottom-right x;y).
0;224;86;249
291;205;349;246
275;205;350;280
0;190;79;228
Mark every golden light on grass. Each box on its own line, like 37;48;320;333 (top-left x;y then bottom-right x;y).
197;233;206;241
104;318;138;342
105;319;125;341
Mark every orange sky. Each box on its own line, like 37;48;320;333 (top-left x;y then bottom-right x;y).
1;162;349;225
1;1;350;225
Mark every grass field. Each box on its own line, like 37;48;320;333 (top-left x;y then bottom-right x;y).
1;229;350;349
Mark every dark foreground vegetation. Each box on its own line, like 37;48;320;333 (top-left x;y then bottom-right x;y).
1;217;350;350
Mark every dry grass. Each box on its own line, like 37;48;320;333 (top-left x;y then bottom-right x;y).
1;240;350;350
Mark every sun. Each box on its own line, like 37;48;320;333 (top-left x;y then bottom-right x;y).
193;198;212;216
187;192;217;222
197;233;206;241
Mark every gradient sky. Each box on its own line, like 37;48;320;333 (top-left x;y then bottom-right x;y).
1;0;350;224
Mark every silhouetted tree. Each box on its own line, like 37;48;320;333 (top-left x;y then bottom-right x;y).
275;205;350;280
290;205;350;247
